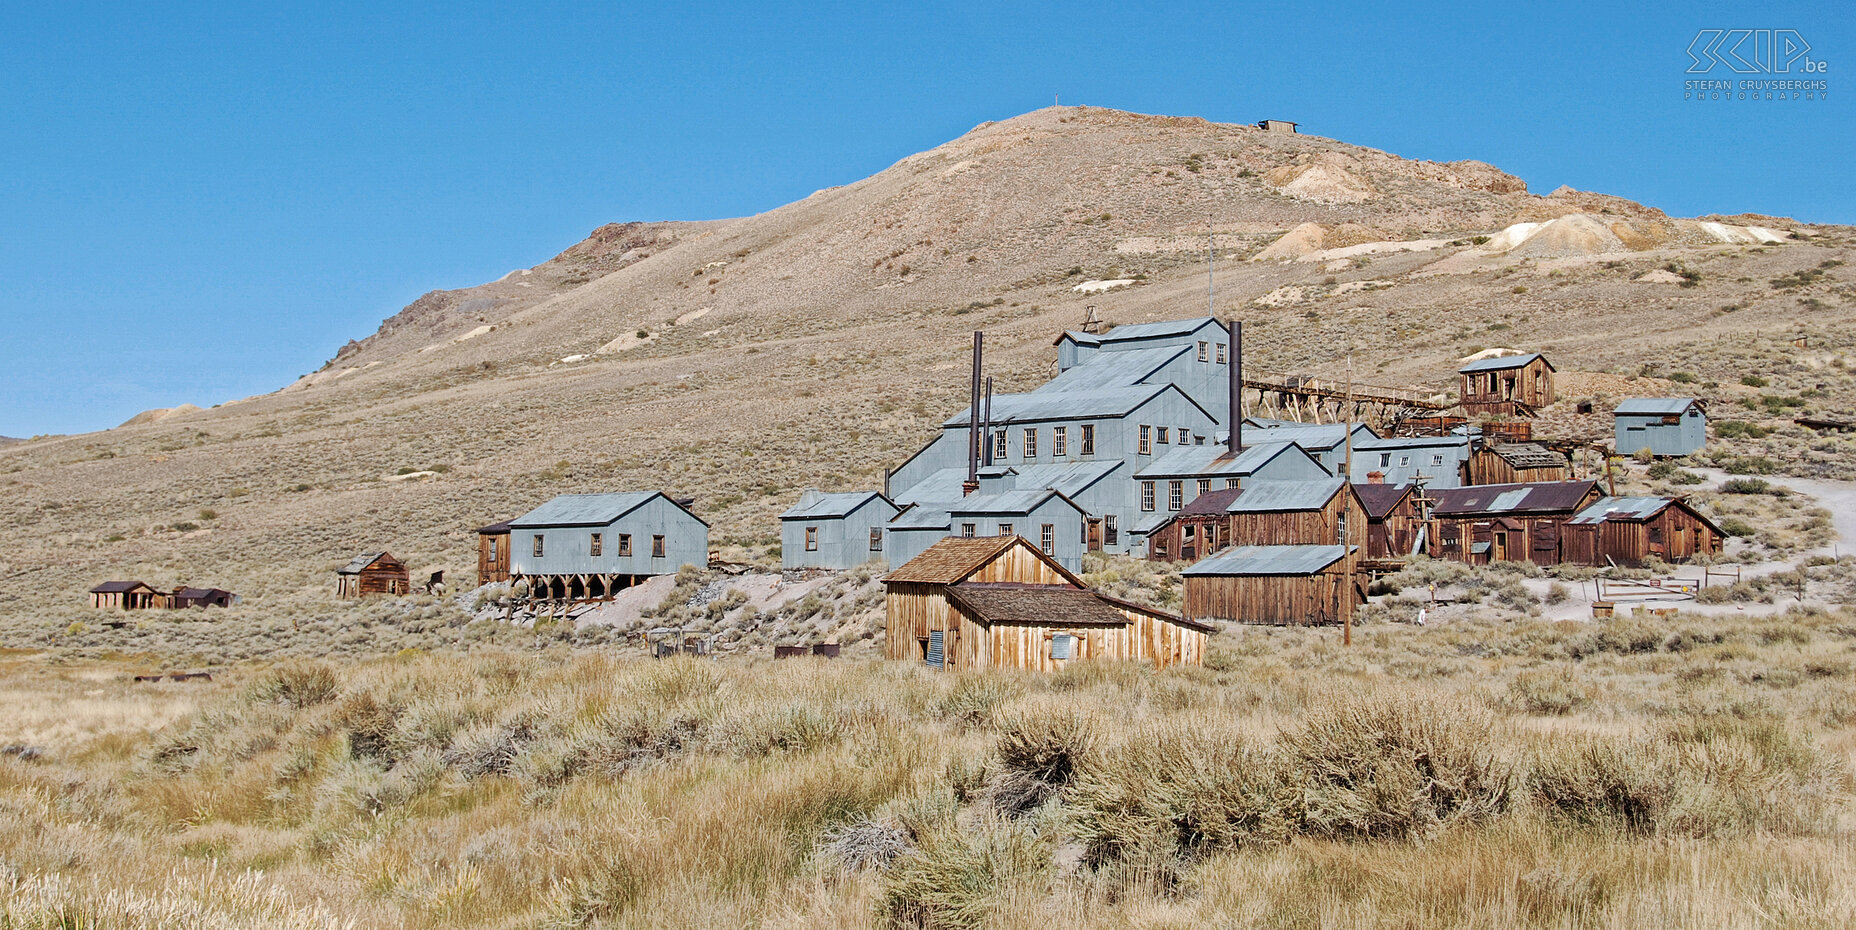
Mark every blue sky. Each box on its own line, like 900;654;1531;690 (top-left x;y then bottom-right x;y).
1;1;1846;437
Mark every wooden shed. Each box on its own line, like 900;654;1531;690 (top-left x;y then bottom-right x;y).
1145;486;1243;563
88;581;164;610
1561;496;1724;566
884;536;1210;671
1428;480;1603;566
1353;482;1425;561
476;520;513;586
1467;441;1570;485
1181;544;1363;626
169;586;236;608
1458;353;1555;417
336;552;410;599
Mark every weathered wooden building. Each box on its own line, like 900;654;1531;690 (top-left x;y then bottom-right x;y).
1467;441;1570;485
508;492;709;601
1458;353;1555;416
1562;496;1724;566
883;535;1210;671
1257;119;1299;133
1143;486;1243;564
476;520;513;586
169;586;236;608
780;490;901;570
1428;480;1603;565
88;580;164;610
1181;544;1363;625
1354;482;1425;561
1614;398;1707;457
336;552;410;598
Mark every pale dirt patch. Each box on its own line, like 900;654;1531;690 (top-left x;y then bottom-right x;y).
1634;269;1688;284
596;332;660;354
1072;279;1136;294
674;307;712;326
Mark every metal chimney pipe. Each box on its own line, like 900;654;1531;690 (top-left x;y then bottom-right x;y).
1228;318;1243;455
965;332;982;495
982;376;994;467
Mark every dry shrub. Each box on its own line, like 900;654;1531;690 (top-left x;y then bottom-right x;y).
245;660;340;709
1283;692;1511;840
936;675;1022;729
1507;667;1592;715
988;707;1096;814
880;817;1050;930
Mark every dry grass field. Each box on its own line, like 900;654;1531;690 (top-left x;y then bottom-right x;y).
4;106;1856;928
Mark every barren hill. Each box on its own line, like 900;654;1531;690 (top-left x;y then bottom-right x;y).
2;106;1852;624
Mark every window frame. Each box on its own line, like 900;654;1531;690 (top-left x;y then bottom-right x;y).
590;532;603;557
1215;343;1227;364
1140;481;1156;512
804;526;818;551
961;523;977;538
1138;425;1151;455
1040;523;1055;554
1197;340;1209;362
1080;424;1096;455
1053;426;1067;456
998;522;1014;538
532;534;545;558
651;535;665;558
1104;514;1119;546
1168;480;1184;511
1157;426;1170;444
618;534;632;557
1023;427;1037;459
993;430;1007;461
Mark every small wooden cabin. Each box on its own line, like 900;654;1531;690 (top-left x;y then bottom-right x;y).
1614;398;1706;457
1145;486;1242;563
88;581;164;610
884;535;1210;671
1181;544;1363;626
336;552;410;599
1224;478;1368;552
169;586;236;608
1458;353;1555;416
1353;482;1425;561
1428;480;1603;566
1467;441;1569;485
476;520;513;586
1562;496;1724;566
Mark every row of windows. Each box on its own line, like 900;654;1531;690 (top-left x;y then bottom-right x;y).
992;424;1095;460
1137;424;1202;455
958;522;1059;555
1140;477;1240;512
1195;341;1230;364
531;533;664;558
803;526;884;552
1372;452;1448;469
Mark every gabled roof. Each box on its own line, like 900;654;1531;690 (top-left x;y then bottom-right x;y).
509;491;708;529
89;580;155;594
1035;345;1192;394
1352;482;1416;519
884;535;1085;587
1182;544;1353;576
173;586;233;599
1566;496;1723;536
339;552;400;574
943;384;1208;427
945;583;1133;627
1485;442;1566;469
780;490;898;521
476;520;514;535
1177;486;1245;517
1135;440;1324;479
1614;397;1704;416
888;504;952;530
1227;421;1379;450
1224;478;1346;513
947;488;1086;518
1459;352;1550;374
1057;316;1221;347
1429;480;1598;517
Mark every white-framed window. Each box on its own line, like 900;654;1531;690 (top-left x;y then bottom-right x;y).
532;534;545;558
1197;478;1211;497
1023;428;1037;458
1179;426;1192;444
1216;343;1227;364
1399;455;1411;467
961;523;977;537
1138;425;1151;454
805;526;818;551
1433;454;1445;466
1226;478;1241;489
993;431;1007;460
1140;481;1156;512
618;534;632;556
1380;453;1392;467
1053;426;1067;456
1197;341;1209;362
1040;524;1055;554
998;523;1014;538
1168;480;1184;511
590;532;603;557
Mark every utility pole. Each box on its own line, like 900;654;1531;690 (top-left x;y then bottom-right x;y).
1344;352;1356;647
1207;214;1215;318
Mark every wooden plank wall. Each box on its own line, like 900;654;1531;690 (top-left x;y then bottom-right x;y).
1184;569;1357;625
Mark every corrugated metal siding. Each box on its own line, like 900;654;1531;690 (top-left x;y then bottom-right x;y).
510;495;708;576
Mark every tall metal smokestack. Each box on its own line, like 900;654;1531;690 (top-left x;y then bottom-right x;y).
965;331;982;495
1228;318;1243;456
982;377;994;467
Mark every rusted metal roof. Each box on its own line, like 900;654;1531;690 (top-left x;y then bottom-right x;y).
338;552;400;574
945;583;1131;627
1182;544;1353;576
1429;481;1597;516
1458;352;1549;374
883;536;1020;584
1177;486;1244;517
1352;482;1415;519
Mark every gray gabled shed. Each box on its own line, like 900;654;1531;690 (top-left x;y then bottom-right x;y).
780;490;902;570
1614;398;1706;457
508;492;709;600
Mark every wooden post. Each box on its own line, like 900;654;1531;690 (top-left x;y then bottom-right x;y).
1344;353;1355;648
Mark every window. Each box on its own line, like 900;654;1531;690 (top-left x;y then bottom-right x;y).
1104;514;1119;546
1180;426;1193;445
804;526;818;551
869;528;883;551
1157;426;1170;444
1379;452;1392;467
1080;424;1096;455
1227;478;1241;489
1433;454;1445;467
1051;633;1075;660
1053;426;1067;456
998;523;1014;538
961;523;977;537
1197;340;1209;362
1141;481;1156;512
1216;343;1227;364
651;535;665;558
1138;425;1151;454
1040;524;1055;554
1183;524;1196;540
993;431;1007;460
532;534;545;558
618;534;632;556
1023;428;1037;458
1169;480;1184;511
1197;478;1211;496
488;537;499;560
1399;455;1411;468
590;533;603;557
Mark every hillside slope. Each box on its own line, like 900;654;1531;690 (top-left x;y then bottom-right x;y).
1;106;1852;622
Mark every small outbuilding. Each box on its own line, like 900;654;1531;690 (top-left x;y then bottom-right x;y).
1458;353;1555;416
1144;486;1243;564
476;520;513;586
780;490;902;570
1614;398;1707;457
1181;544;1363;626
1353;482;1426;561
883;535;1210;671
336;552;410;599
169;586;237;609
1428;480;1603;566
508;492;709;601
1257;119;1299;133
1562;496;1724;566
1467;441;1569;485
88;581;164;610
